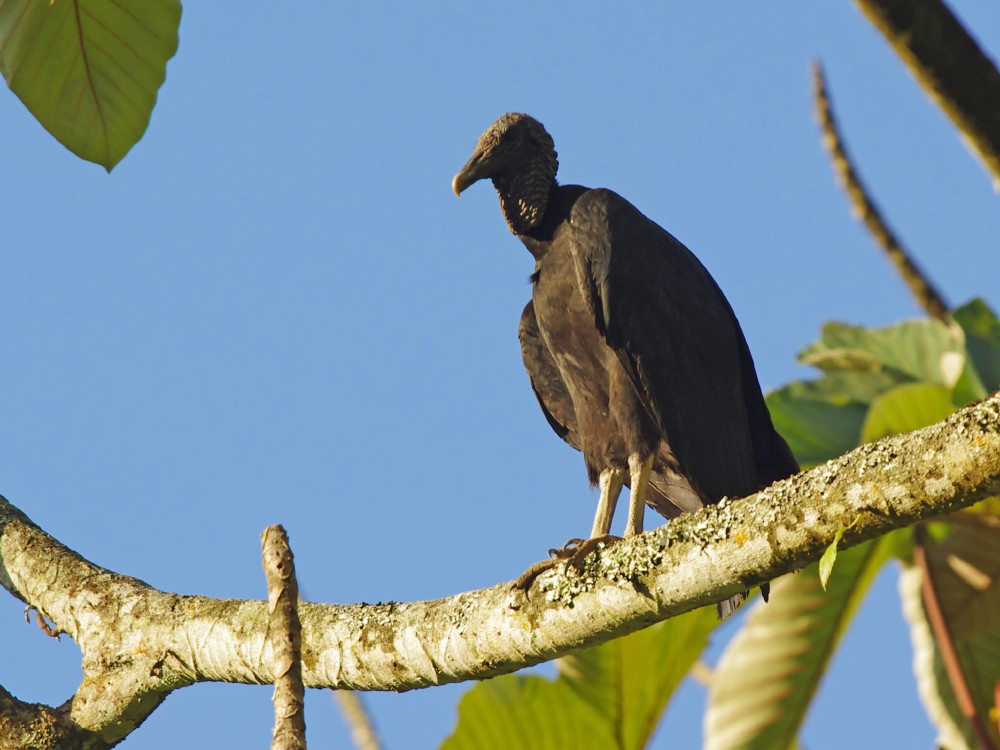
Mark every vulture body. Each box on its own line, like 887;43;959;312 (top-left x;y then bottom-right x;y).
453;113;797;616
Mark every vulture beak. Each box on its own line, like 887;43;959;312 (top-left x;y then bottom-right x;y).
452;148;492;196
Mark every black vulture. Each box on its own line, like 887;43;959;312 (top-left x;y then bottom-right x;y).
453;113;798;617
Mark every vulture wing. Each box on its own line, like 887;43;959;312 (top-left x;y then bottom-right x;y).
518;300;582;451
566;188;792;503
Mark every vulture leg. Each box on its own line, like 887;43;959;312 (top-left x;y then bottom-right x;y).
514;468;628;591
625;454;653;536
590;468;626;537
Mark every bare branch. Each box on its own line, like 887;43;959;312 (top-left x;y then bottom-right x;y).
263;525;307;750
0;685;109;750
853;0;1000;189
334;691;383;750
1;392;999;745
812;60;951;322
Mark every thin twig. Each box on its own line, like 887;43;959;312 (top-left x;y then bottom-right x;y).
334;691;384;750
914;525;996;750
263;525;307;750
811;60;951;323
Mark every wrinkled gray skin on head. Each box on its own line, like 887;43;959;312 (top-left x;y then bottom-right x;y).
452;113;559;235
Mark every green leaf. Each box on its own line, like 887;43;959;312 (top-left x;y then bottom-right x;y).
766;317;974;468
952;298;1000;399
780;370;902;406
0;0;181;170
900;519;1000;750
799;319;966;387
861;383;957;443
963;496;1000;517
441;607;720;750
950;357;989;408
440;672;615;750
899;568;972;750
927;521;1000;640
766;385;866;467
818;527;845;590
798;346;884;374
704;536;896;750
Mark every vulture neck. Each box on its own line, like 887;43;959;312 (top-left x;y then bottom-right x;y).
492;155;558;236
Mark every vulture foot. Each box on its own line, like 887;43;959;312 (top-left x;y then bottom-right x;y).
513;535;621;591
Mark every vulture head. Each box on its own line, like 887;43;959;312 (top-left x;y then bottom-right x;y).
452;113;559;234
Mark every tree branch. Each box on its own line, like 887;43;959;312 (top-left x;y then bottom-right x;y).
0;685;109;750
2;392;999;746
853;0;1000;189
262;525;307;750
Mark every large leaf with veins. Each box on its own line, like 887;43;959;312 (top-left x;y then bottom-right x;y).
703;536;899;750
441;606;720;750
0;0;181;169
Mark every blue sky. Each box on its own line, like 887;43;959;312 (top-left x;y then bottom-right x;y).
2;3;998;748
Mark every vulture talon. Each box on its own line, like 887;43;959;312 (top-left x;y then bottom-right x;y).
564;534;620;572
514;534;622;592
547;538;585;558
512;557;562;591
